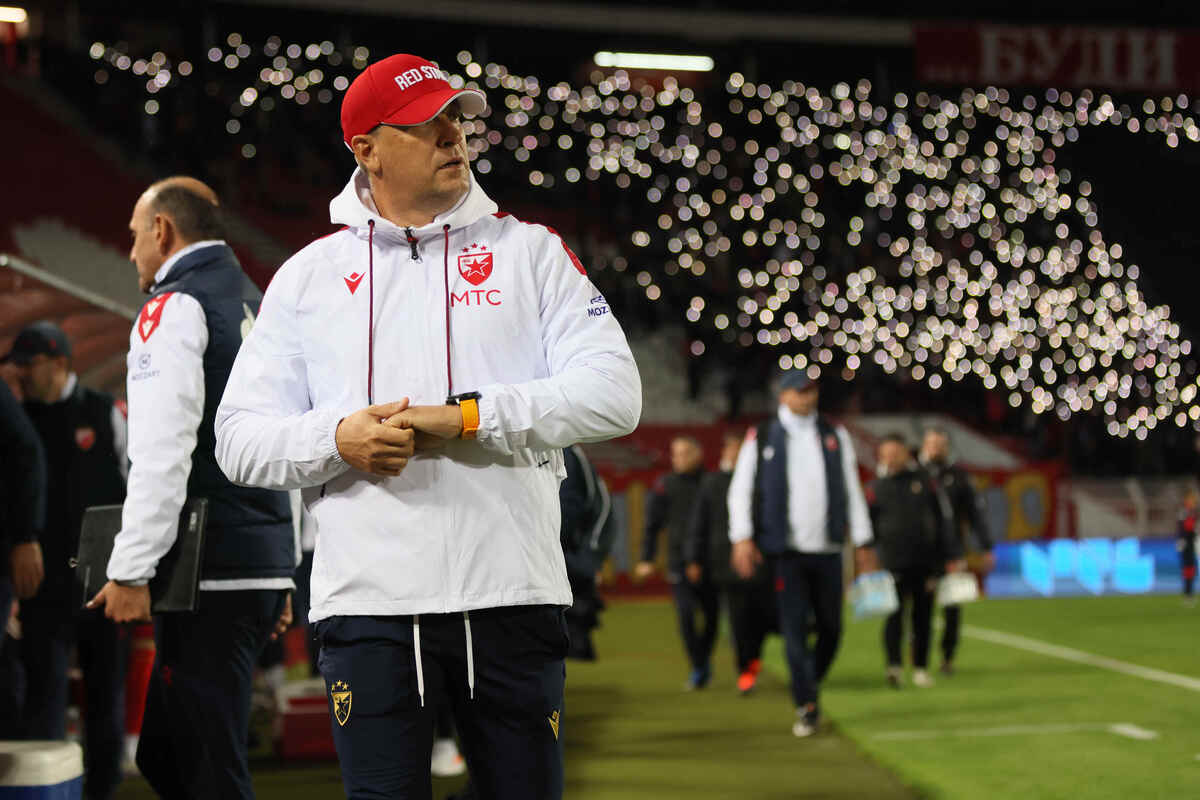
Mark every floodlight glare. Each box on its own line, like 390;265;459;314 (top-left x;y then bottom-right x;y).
0;6;27;23
593;52;714;72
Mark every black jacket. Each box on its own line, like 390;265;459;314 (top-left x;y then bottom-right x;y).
868;465;962;572
23;382;126;615
684;469;732;583
560;445;614;579
642;468;704;576
684;469;770;586
0;379;46;568
924;459;994;552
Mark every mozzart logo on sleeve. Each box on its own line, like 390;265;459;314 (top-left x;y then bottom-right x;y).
129;349;159;382
587;287;610;317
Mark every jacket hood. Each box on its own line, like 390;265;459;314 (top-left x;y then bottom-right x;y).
329;166;499;240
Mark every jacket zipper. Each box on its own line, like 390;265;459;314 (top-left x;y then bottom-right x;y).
404;227;421;261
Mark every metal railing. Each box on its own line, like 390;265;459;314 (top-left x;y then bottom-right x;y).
1;252;138;321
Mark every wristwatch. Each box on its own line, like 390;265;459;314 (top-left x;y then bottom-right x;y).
446;391;481;440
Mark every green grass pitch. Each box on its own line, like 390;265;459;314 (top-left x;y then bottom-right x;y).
778;593;1200;800
115;593;1199;799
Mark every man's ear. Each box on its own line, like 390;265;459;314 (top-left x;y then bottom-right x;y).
153;213;175;256
351;133;379;173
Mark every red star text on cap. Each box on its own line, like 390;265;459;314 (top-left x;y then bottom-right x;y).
340;53;487;146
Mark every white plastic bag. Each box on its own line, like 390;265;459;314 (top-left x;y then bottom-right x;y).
936;572;980;607
850;571;899;619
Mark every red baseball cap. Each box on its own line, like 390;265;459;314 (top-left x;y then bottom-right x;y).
341;53;487;146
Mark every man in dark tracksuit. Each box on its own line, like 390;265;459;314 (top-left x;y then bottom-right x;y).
560;444;615;661
0;376;47;738
636;436;717;689
7;322;129;800
89;178;294;800
919;427;994;674
870;434;964;688
685;431;777;694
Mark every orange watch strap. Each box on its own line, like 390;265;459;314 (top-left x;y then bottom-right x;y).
460;397;480;440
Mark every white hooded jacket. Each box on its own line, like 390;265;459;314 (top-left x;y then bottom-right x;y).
215;169;642;622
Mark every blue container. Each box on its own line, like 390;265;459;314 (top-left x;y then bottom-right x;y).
0;742;83;800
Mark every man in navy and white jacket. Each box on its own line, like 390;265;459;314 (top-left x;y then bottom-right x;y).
728;371;876;738
215;53;641;800
90;177;294;799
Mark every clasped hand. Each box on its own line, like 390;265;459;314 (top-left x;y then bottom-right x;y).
335;398;464;477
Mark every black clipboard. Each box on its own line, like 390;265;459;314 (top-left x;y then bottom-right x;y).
74;499;208;613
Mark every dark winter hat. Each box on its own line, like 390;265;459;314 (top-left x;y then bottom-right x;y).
1;320;72;364
778;370;817;392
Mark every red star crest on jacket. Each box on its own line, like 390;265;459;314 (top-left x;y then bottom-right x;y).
458;243;493;286
75;427;96;452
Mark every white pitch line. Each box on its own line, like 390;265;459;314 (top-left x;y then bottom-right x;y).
1108;724;1159;741
873;723;1158;742
963;624;1200;693
873;723;1103;741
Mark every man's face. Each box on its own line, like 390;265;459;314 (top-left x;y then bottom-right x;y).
128;195;164;293
921;430;949;462
18;354;67;403
720;436;743;466
362;103;470;211
878;440;910;473
780;385;819;416
670;439;702;473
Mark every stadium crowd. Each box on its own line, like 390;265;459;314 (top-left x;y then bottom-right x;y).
23;22;1200;476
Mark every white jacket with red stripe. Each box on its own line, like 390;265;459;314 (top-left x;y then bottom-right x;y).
215;168;642;621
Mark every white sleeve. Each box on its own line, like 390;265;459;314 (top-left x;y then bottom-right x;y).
726;432;759;544
475;234;642;455
214;266;349;490
110;403;128;483
107;293;207;583
289;489;303;567
838;426;874;547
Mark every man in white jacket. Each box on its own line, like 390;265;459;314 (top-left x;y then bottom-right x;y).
92;177;295;799
215;53;641;800
727;372;876;738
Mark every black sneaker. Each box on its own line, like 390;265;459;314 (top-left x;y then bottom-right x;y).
940;661;955;676
685;664;712;691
